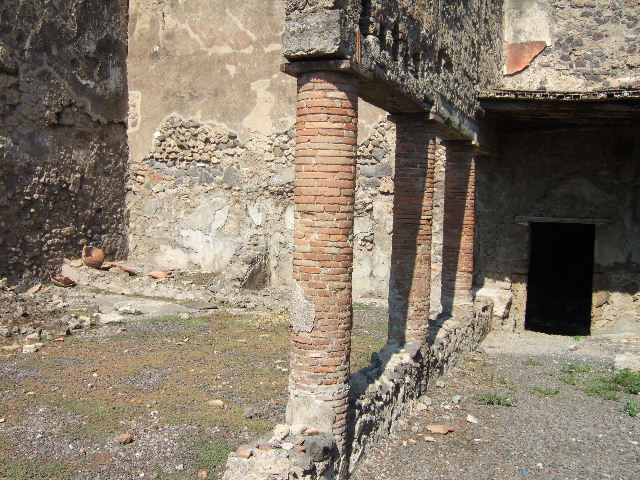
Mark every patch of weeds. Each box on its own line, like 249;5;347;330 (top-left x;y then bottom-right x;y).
58;399;131;440
625;398;639;417
584;383;620;401
532;387;560;398
584;369;640;401
560;375;578;386
353;302;375;311
473;393;517;407
146;316;208;328
611;369;640;395
571;335;583;341
0;436;9;453
561;363;592;374
350;333;386;373
195;440;235;475
524;359;543;366
0;457;70;480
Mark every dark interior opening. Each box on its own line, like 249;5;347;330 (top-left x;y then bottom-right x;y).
525;222;595;336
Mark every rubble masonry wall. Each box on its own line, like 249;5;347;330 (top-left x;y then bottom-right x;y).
0;0;129;286
503;0;640;91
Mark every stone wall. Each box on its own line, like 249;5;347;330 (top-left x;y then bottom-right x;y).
476;124;640;332
127;112;397;299
0;0;129;287
503;0;640;91
283;0;505;140
127;0;393;299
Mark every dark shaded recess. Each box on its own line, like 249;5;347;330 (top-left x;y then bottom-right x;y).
525;223;595;336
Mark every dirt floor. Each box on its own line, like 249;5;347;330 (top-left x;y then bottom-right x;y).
0;266;387;480
1;263;638;480
352;331;640;480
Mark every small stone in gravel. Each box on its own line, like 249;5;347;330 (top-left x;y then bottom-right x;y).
197;470;209;479
208;399;225;408
426;424;455;435
0;418;5;423
0;326;11;338
424;436;436;442
22;343;43;354
118;433;134;444
415;402;429;412
452;395;462;404
243;407;257;418
281;442;295;450
435;380;445;388
407;439;417;445
466;414;479;424
304;428;320;436
118;306;143;315
419;396;432;406
96;312;124;325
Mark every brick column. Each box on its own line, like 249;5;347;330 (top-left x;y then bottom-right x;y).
441;141;476;319
286;71;358;444
388;115;436;346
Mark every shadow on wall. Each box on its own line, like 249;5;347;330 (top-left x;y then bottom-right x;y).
0;0;130;287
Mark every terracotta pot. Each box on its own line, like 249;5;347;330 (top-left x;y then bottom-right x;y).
82;246;105;269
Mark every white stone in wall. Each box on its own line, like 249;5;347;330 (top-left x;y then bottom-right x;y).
248;205;264;226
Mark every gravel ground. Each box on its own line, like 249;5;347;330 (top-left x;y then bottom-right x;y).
352;331;640;480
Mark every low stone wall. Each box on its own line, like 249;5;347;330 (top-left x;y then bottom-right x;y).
222;298;493;479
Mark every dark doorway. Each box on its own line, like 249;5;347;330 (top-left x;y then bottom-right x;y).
525;223;595;335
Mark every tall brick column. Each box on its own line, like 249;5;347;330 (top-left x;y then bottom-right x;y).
441;141;476;319
388;115;436;345
286;71;358;444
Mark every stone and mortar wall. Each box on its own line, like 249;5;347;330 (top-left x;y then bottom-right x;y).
127;113;398;298
503;0;640;91
0;0;129;286
475;125;640;332
127;0;396;299
284;0;504;138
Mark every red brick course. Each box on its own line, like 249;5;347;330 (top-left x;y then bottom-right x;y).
289;71;358;441
388;115;437;345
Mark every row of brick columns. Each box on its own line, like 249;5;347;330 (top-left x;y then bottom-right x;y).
287;70;477;445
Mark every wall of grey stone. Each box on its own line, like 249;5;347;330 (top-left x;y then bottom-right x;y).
0;0;129;286
475;125;640;332
284;0;505;139
127;0;394;298
503;0;640;91
127;114;398;299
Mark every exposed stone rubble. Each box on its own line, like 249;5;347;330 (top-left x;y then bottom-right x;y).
0;0;129;287
127;115;399;300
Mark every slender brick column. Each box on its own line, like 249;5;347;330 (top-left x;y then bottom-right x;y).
388;115;436;345
286;71;358;444
441;141;476;319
